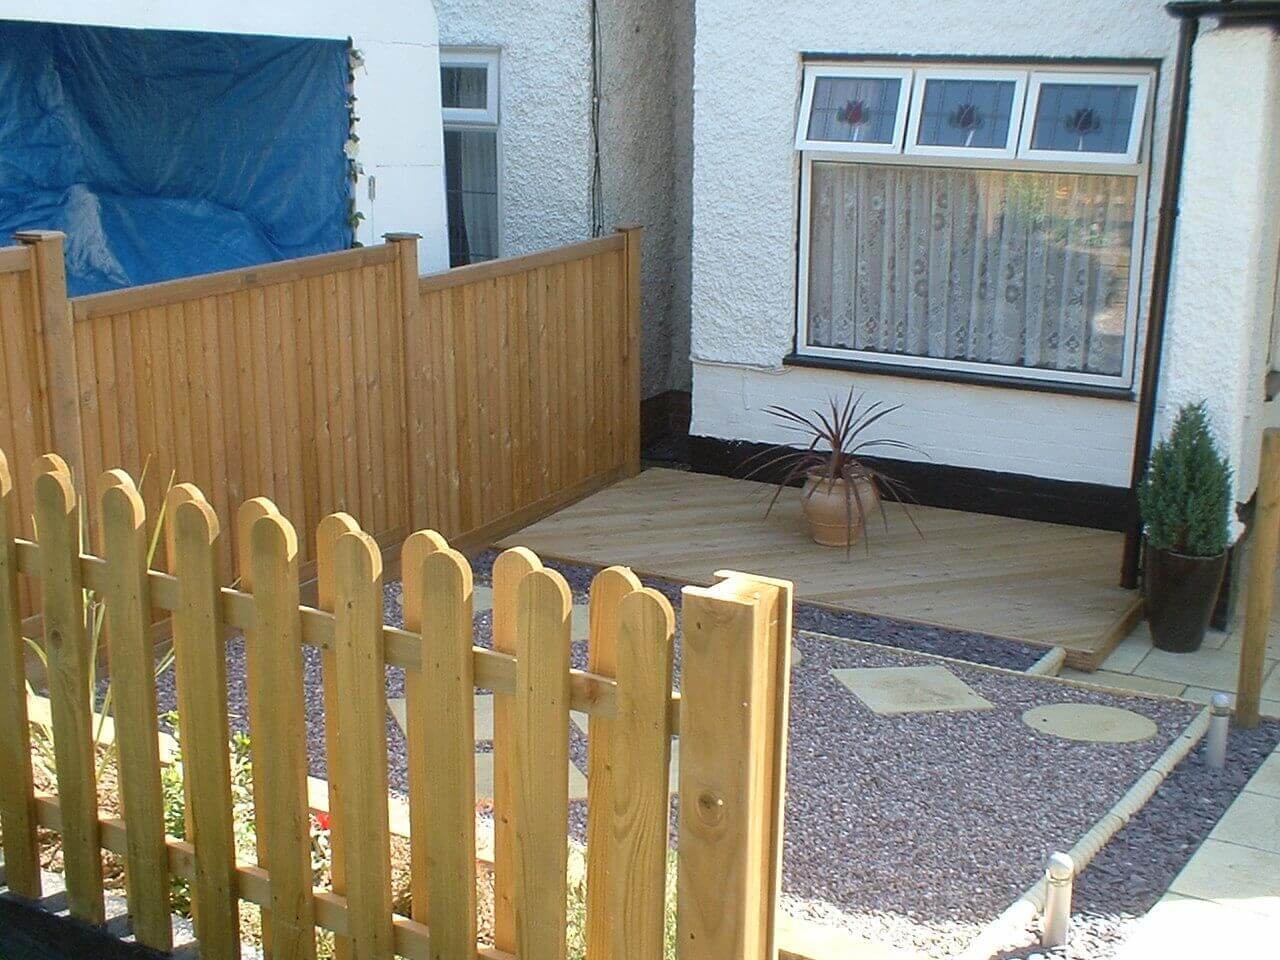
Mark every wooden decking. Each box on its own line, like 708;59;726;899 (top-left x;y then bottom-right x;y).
500;468;1142;669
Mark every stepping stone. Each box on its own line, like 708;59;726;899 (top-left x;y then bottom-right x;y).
571;710;680;794
388;692;495;742
831;665;994;715
475;751;589;801
1022;703;1157;743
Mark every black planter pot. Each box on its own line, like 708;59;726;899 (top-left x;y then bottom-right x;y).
1143;543;1228;653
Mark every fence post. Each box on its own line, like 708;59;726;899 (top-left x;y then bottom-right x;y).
15;231;84;493
1239;427;1280;728
386;233;426;529
677;571;793;960
615;225;643;477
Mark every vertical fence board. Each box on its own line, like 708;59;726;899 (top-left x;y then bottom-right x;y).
100;478;171;949
490;546;541;952
401;528;448;922
237;497;280;950
317;511;360;960
250;512;316;960
35;458;104;923
583;565;643;960
0;449;39;897
171;493;240;959
514;568;573;960
421;547;477;958
611;589;676;960
333;530;393;959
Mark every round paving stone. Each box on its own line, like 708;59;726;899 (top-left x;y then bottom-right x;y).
1022;703;1158;743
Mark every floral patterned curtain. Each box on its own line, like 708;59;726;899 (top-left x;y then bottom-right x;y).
806;163;1135;376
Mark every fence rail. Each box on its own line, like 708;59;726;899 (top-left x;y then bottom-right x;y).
0;451;793;960
0;229;641;620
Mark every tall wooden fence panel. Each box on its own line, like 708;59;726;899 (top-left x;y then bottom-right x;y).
410;228;643;545
68;245;409;578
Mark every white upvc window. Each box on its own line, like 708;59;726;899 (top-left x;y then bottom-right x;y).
441;48;500;125
441;47;502;266
794;60;1155;391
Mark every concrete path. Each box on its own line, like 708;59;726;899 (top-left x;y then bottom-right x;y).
1114;743;1280;958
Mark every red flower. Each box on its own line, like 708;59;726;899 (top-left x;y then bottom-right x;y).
838;99;870;127
313;810;332;831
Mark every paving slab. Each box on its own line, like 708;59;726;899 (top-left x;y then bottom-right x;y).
1021;703;1157;744
1167;838;1280;913
388;693;495;742
830;664;994;715
1247;751;1280;798
1059;668;1183;698
1208;791;1280;854
475;750;589;801
1115;893;1278;959
1132;646;1250;691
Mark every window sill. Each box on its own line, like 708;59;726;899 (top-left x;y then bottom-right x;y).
782;352;1137;401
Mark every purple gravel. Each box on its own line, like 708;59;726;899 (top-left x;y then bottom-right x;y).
993;718;1280;959
147;555;1232;960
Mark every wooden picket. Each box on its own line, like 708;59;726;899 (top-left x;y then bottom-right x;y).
0;449;39;899
514;569;574;960
34;456;103;923
170;491;240;959
0;453;793;960
99;477;171;949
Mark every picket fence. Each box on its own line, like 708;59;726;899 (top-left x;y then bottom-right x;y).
0;228;641;621
0;451;793;960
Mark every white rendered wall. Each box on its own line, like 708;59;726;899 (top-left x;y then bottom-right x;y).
1161;23;1280;506
433;0;693;397
690;0;1187;487
6;0;450;271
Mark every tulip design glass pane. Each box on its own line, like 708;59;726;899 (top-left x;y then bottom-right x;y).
807;76;903;145
1030;82;1137;155
914;78;1017;149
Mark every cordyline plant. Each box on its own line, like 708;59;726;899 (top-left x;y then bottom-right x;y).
1138;400;1231;558
741;388;924;556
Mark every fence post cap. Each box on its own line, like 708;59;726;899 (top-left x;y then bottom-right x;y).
14;229;67;244
1210;692;1233;715
383;232;422;241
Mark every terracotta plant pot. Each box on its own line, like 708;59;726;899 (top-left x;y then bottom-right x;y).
801;473;880;547
1143;542;1227;653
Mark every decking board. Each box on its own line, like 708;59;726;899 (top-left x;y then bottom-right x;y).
499;468;1140;669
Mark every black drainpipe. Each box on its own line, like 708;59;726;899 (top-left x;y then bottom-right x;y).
1123;0;1280;589
1119;8;1199;589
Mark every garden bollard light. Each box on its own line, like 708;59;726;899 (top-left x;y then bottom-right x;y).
1041;851;1074;948
1206;693;1231;770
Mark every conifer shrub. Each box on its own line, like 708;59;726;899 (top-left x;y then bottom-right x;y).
1138;401;1232;557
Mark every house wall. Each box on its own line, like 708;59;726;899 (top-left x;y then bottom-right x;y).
6;0;451;271
690;0;1185;489
432;0;694;400
1161;22;1280;509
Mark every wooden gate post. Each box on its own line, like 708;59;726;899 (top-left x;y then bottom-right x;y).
15;231;85;495
386;233;427;529
1239;428;1280;728
677;571;794;960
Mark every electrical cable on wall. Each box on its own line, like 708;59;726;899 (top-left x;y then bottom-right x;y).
589;0;606;236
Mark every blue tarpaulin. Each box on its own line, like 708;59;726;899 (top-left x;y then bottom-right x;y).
0;20;351;296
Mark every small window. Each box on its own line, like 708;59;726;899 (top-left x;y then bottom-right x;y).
1019;72;1150;164
906;70;1025;159
440;49;499;125
441;47;501;266
795;66;912;154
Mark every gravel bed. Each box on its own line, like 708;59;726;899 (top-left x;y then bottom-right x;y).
992;718;1280;959
150;552;1212;960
